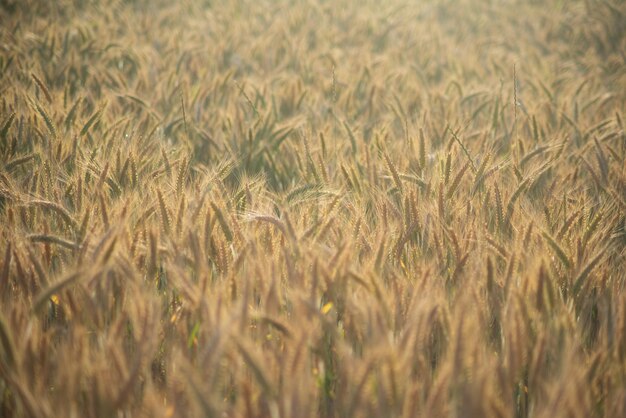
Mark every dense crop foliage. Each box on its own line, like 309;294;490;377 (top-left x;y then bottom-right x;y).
0;0;625;416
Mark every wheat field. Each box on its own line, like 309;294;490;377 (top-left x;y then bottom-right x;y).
0;0;625;417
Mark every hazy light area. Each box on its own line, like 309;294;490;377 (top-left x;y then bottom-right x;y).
0;1;625;417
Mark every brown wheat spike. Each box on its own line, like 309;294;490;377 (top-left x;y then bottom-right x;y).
28;234;79;250
0;112;16;141
34;102;56;139
129;153;138;188
4;154;36;172
418;128;427;171
446;162;470;200
31;73;52;104
161;148;172;178
175;195;185;236
80;104;105;137
438;181;445;222
542;231;572;269
384;151;403;194
176;156;187;197
211;202;233;243
156;189;171;235
443;152;452;185
99;193;109;230
572;248;606;296
24;200;78;231
504;177;529;224
494;184;504;230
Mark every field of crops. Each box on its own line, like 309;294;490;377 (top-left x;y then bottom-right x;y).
0;0;625;416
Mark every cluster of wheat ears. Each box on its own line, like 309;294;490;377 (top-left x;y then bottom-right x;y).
0;0;625;417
